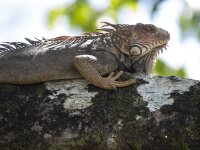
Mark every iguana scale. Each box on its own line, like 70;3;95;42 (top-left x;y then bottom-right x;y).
0;22;170;89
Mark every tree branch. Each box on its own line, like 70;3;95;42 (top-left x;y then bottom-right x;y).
0;73;200;150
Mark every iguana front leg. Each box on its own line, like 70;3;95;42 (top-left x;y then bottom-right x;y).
73;55;136;89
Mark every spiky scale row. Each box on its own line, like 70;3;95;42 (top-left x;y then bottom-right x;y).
0;22;128;55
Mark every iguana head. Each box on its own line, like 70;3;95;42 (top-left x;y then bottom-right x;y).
100;22;170;73
127;23;170;73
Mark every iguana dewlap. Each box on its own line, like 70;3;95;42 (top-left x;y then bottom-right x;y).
0;22;170;89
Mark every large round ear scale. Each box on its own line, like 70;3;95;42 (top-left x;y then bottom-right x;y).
128;44;142;56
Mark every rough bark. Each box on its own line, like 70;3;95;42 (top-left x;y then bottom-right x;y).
0;73;200;150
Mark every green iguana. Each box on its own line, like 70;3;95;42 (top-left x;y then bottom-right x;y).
0;22;170;89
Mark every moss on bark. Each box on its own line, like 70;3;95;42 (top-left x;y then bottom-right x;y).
0;75;200;150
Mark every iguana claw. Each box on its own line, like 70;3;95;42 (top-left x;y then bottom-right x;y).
102;71;137;89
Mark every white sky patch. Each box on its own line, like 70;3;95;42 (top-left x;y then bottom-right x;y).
88;0;109;11
118;3;151;24
0;0;70;41
185;0;200;10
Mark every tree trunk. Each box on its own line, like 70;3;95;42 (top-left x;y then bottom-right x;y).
0;73;200;150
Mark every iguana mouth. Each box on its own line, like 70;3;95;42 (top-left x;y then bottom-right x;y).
135;43;168;61
152;43;168;58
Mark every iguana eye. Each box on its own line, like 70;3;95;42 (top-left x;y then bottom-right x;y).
144;26;156;33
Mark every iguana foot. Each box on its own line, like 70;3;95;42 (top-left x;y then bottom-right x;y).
101;71;137;89
73;55;136;90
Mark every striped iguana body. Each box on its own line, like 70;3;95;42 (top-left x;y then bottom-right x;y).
0;22;170;89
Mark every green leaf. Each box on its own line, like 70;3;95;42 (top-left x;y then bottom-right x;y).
48;8;65;28
110;0;138;10
154;59;186;78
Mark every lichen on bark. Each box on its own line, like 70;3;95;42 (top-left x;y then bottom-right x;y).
0;73;200;150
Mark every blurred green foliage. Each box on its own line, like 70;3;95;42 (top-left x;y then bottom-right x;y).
154;60;186;77
48;0;138;31
48;0;186;78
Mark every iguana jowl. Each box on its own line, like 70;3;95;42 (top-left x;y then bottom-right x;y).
0;22;170;89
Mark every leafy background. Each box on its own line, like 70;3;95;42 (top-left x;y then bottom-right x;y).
47;0;200;78
1;0;200;79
